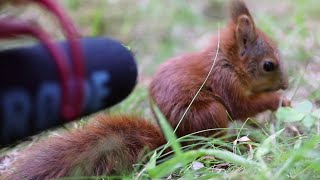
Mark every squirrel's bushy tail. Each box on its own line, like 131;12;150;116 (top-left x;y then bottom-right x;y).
3;115;165;180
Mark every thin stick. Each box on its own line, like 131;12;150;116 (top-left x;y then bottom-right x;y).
174;25;221;133
290;62;309;101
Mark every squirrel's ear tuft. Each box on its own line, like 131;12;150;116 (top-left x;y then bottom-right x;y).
230;0;257;56
229;0;252;22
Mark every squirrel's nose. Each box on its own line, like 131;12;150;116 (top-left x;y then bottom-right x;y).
281;81;288;90
279;61;289;90
280;75;289;90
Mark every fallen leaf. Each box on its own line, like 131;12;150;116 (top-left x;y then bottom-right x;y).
191;161;204;170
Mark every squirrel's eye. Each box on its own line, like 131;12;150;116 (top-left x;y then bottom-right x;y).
263;61;275;72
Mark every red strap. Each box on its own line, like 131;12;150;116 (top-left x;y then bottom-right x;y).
0;0;86;121
36;0;86;120
0;19;72;121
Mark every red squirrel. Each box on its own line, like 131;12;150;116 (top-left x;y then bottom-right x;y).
150;0;289;138
3;116;165;179
2;0;289;179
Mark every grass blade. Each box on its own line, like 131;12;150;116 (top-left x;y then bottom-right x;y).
151;102;182;155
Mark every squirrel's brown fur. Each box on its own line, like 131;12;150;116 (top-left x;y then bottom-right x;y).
3;116;165;179
2;0;289;179
150;0;289;138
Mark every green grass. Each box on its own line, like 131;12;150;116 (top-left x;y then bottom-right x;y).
2;0;320;179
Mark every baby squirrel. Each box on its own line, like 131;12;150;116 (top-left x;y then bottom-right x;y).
150;0;289;138
2;0;289;179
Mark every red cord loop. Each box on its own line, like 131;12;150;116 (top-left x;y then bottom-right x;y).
37;0;85;120
0;0;86;121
